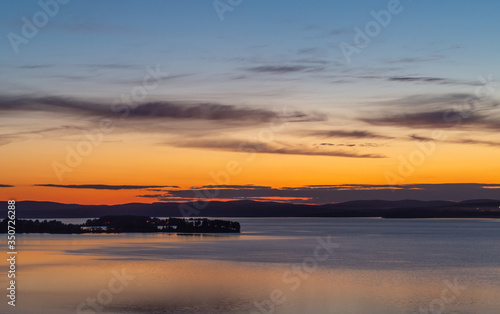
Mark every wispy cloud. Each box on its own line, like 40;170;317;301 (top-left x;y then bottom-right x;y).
0;126;82;146
329;28;351;36
363;110;500;129
382;55;445;64
318;142;381;147
35;184;179;190
15;64;54;69
369;93;492;108
245;65;324;74
387;76;478;86
0;95;323;124
362;110;476;128
409;134;434;141
310;129;393;139
76;63;139;70
169;139;386;158
197;185;272;190
409;134;500;147
0;184;14;188
361;93;500;130
453;138;500;147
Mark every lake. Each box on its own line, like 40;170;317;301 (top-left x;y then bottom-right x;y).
2;218;500;313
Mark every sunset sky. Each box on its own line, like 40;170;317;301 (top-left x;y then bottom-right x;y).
1;0;499;204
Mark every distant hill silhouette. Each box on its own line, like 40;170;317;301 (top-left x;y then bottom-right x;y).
0;215;240;233
3;199;500;218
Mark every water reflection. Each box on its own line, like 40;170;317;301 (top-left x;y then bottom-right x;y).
1;218;499;313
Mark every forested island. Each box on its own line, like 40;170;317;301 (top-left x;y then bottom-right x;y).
0;215;241;234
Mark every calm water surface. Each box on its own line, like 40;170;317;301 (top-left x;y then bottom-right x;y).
1;218;499;313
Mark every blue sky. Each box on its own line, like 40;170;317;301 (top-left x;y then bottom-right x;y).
2;0;499;103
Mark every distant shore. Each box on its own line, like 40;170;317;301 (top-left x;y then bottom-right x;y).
4;199;500;219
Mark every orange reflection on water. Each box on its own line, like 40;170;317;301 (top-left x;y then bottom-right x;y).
1;235;499;314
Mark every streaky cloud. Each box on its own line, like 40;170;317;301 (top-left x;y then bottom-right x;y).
246;65;324;74
410;134;500;147
311;129;393;139
35;184;180;190
362;110;488;129
169;139;386;158
0;94;324;124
